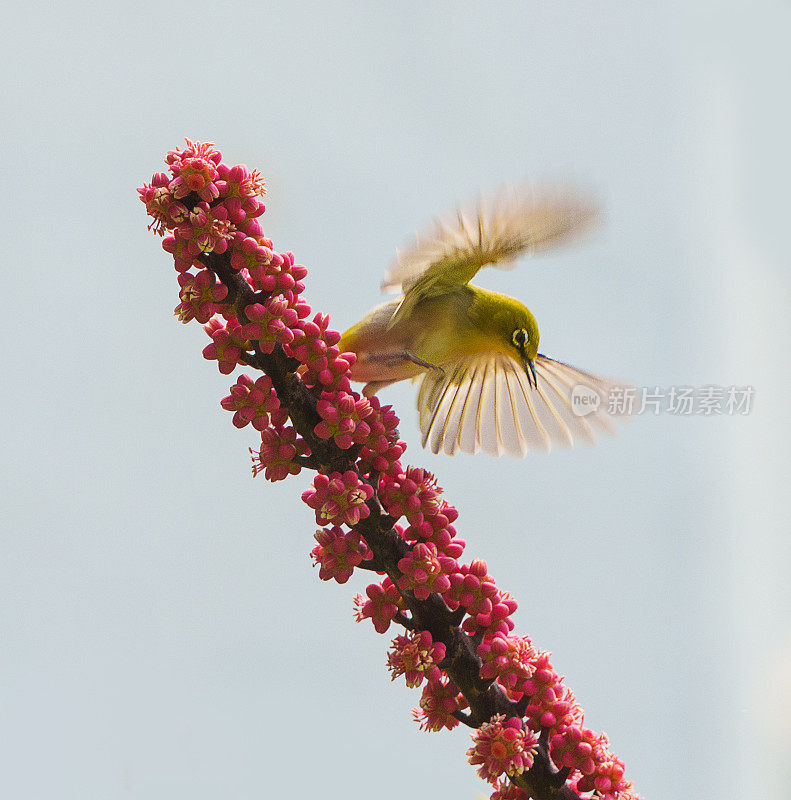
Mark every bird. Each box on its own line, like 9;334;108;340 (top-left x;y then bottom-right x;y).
338;187;631;457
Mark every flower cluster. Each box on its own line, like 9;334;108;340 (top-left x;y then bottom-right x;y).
140;140;638;800
356;395;405;475
379;467;464;558
477;634;536;698
353;576;403;634
302;471;374;527
202;317;247;374
286;313;354;391
412;676;468;731
251;426;308;482
311;526;370;584
175;269;229;323
315;390;373;449
387;630;446;687
221;374;287;431
467;715;538;782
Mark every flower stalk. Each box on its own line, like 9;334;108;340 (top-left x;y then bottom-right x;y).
139;140;639;800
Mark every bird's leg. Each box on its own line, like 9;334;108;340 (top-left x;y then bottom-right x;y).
358;350;445;373
403;351;445;373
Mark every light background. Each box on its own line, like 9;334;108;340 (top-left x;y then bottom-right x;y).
2;3;789;799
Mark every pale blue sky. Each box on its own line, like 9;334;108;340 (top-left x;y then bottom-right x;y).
2;3;789;800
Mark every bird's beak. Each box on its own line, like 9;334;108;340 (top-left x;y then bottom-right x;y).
522;356;538;390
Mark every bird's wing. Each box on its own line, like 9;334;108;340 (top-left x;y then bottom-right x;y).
383;187;597;329
415;352;630;457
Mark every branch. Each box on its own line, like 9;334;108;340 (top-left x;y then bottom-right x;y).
139;140;637;800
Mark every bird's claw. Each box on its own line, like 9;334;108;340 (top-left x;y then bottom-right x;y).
405;351;444;373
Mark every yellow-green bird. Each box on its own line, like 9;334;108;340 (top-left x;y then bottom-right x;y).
339;188;629;457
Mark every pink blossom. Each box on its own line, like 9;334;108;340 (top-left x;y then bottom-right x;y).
311;526;369;584
467;715;538;783
251;425;308;482
228;232;281;273
285;313;354;391
220;374;286;431
386;630;446;688
489;779;531;800
353;577;403;633
314;390;373;450
202;317;247;374
142;141;638;800
477;635;536;697
461;587;518;639
397;542;456;600
356;395;406;476
412;677;468;732
175;269;229;324
424;525;466;560
241;298;298;353
302;471;374;527
138;173;178;235
521;652;578;730
165;138;222;202
379;467;442;530
549;724;602;776
575;754;632;800
215;162;266;223
174;201;230;255
162;233;199;272
445;559;497;612
247;248;308;299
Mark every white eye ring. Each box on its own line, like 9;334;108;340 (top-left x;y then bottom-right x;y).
512;328;529;347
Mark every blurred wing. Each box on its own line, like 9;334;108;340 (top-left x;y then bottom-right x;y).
383;187;597;329
415;352;630;457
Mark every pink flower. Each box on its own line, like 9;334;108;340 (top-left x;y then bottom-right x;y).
445;559;497;613
467;715;538;783
247;249;308;299
220;373;286;431
575;754;632;800
412;677;468;731
138;173;178;235
175;201;230;255
520;652;578;730
311;526;369;584
379;467;441;530
302;471;374;527
241;298;298;353
162;233;199;273
165;138;222;202
228;232;280;273
397;542;456;600
477;635;536;697
549;724;602;776
488;779;530;800
175;269;229;324
353;577;403;633
251;425;309;482
215;162;266;223
314;390;373;449
285;313;355;391
424;524;466;560
202;317;247;374
356;395;406;476
387;630;446;688
461;587;518;639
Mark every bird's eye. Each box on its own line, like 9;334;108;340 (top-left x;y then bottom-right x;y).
512;328;529;347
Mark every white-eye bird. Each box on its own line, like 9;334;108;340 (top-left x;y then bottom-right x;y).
339;188;630;457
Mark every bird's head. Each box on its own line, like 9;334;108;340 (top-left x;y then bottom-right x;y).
491;299;540;388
